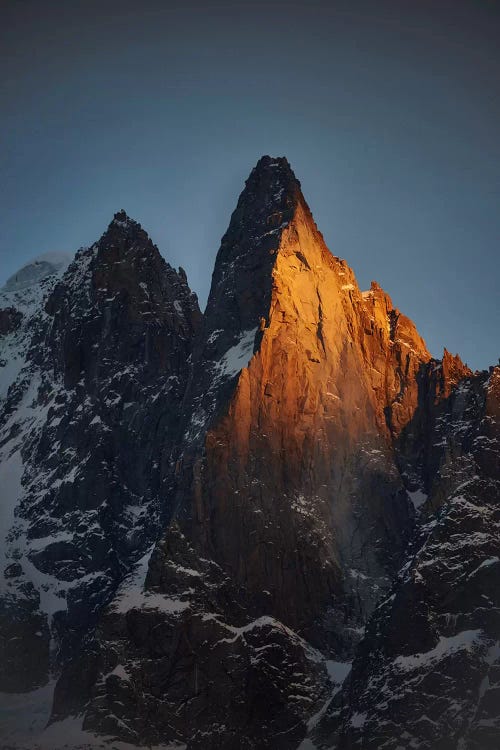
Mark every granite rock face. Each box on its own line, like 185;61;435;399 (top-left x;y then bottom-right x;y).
172;157;427;650
76;158;497;750
0;214;200;698
312;366;500;750
0;158;498;750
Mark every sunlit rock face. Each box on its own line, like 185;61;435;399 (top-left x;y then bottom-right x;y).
1;157;497;750
175;157;431;646
77;157;496;750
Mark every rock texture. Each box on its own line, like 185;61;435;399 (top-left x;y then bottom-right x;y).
0;157;498;750
0;253;72;400
313;365;500;750
173;157;429;649
74;158;496;750
0;214;200;700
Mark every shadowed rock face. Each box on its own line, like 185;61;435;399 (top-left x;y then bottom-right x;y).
0;307;23;336
42;211;201;390
0;212;201;696
312;367;500;750
1;158;497;750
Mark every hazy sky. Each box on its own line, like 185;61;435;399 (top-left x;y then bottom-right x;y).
1;0;499;369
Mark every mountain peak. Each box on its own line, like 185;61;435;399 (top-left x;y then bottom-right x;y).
252;154;296;175
2;159;498;750
203;157;305;346
242;154;301;207
2;252;72;293
98;210;153;254
109;209;140;231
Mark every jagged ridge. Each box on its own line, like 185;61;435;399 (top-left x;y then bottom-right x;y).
0;157;497;750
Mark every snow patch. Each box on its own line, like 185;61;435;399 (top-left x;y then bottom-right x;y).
351;712;367;728
394;630;483;671
112;592;190;615
215;328;257;379
407;489;428;510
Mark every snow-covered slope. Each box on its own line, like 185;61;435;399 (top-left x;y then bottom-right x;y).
2;252;72;293
0;252;72;400
0;251;73;585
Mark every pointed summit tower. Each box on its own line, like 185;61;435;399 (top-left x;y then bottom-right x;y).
204;155;303;346
53;157;483;750
173;155;433;630
79;157;448;746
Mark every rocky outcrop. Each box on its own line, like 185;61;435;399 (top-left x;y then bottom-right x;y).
80;523;331;750
1;157;497;750
0;213;200;700
173;157;430;646
0;307;23;336
76;157;491;750
312;366;500;750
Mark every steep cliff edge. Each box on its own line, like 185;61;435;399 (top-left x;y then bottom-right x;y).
77;158;479;750
312;365;500;750
176;158;431;643
1;157;494;750
0;213;200;708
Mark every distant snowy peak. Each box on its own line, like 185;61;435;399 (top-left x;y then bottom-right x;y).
2;252;73;293
0;252;74;403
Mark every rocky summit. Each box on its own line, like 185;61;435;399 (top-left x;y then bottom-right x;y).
0;157;498;750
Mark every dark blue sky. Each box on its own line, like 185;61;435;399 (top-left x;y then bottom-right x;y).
1;0;499;369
